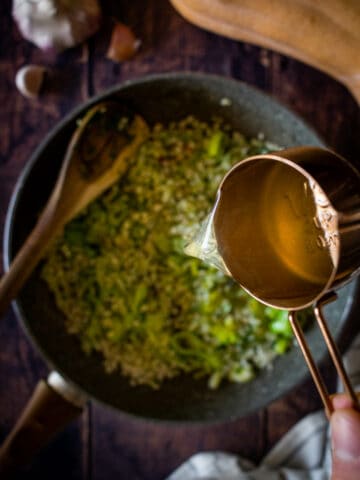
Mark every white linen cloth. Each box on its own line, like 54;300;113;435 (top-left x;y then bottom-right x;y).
167;333;360;480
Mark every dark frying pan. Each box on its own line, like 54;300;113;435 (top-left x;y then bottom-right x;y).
1;73;359;471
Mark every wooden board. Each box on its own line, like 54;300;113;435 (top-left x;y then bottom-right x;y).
170;0;360;104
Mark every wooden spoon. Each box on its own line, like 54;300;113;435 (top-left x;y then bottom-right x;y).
0;101;149;318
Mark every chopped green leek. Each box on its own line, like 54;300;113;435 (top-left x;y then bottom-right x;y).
42;116;311;389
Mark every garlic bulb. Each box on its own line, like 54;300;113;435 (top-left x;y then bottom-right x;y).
12;0;102;52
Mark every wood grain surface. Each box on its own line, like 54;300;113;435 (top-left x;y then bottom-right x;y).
0;0;359;479
170;0;360;104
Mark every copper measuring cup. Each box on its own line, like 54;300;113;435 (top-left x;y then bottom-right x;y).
212;146;360;417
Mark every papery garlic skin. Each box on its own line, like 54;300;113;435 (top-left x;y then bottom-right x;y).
12;0;102;52
106;22;140;62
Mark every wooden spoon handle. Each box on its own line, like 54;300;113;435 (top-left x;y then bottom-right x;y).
0;208;59;319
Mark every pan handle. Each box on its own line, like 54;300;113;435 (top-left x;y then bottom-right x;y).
0;372;87;477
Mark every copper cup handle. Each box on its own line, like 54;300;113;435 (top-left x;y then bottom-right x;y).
289;292;360;419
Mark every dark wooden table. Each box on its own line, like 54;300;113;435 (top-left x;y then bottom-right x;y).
1;1;359;479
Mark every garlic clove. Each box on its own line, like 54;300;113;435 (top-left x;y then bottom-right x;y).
15;65;47;99
106;21;140;62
